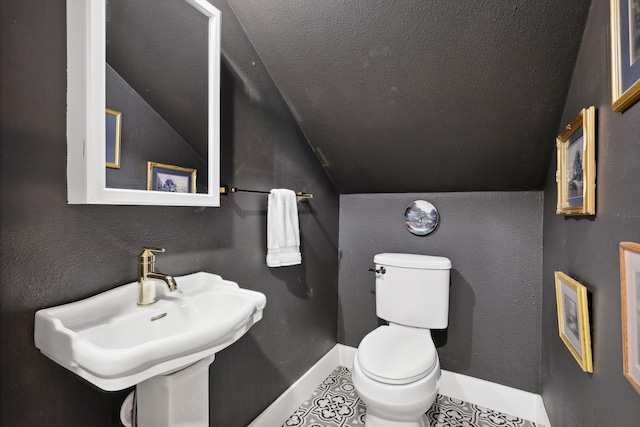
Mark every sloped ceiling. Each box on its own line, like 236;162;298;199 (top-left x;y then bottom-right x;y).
227;0;592;193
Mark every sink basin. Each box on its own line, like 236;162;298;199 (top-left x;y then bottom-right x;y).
34;272;266;391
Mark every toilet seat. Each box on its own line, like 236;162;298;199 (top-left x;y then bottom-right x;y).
357;326;437;385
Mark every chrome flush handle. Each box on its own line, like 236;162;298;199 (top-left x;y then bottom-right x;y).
368;266;386;274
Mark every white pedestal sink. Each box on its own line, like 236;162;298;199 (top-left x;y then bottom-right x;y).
34;272;266;426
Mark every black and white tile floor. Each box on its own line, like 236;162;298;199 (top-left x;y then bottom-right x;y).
282;366;537;427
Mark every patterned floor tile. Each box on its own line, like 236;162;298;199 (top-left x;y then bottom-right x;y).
282;367;536;427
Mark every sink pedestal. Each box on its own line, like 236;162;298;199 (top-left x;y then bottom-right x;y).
136;355;215;427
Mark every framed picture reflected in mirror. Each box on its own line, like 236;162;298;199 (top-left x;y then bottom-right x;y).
106;108;122;169
147;161;196;193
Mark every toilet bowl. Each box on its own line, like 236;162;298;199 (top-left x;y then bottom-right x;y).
352;253;451;427
352;325;440;427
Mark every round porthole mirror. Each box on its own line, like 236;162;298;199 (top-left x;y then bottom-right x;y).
404;200;439;236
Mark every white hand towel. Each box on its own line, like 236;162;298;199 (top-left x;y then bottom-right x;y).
266;189;302;267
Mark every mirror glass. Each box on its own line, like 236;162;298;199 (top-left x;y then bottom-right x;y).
106;0;208;194
66;0;221;206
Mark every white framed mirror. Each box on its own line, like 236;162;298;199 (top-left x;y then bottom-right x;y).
67;0;221;206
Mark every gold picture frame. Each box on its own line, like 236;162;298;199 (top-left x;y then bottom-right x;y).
147;161;197;193
105;108;122;169
554;271;593;373
620;242;640;394
611;0;640;112
556;106;595;215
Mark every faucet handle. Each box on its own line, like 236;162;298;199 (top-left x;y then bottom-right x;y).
143;247;165;254
138;247;166;264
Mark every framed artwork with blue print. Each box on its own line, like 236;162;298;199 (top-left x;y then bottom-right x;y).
611;0;640;112
404;200;439;236
554;271;593;373
620;242;640;394
147;161;196;193
556;106;596;216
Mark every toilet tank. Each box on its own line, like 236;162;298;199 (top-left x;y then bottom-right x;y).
374;253;452;329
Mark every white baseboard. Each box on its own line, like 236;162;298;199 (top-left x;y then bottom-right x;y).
338;343;356;369
439;370;550;427
249;344;550;427
248;345;342;427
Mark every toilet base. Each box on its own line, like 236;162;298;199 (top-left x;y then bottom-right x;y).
353;350;439;427
365;412;428;427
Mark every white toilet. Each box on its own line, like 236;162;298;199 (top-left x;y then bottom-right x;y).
352;253;452;427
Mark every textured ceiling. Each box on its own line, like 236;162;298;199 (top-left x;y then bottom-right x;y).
227;0;592;193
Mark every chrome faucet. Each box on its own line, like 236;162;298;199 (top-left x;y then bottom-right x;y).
137;247;177;306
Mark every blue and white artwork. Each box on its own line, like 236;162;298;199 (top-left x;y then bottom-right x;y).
566;129;584;208
561;282;582;359
155;172;190;193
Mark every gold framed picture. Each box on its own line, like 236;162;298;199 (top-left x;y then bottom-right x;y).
556;106;596;215
147;162;197;193
610;0;640;112
105;108;122;169
554;271;593;373
620;242;640;394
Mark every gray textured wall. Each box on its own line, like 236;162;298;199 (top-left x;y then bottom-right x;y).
541;1;640;425
339;192;542;393
0;1;339;426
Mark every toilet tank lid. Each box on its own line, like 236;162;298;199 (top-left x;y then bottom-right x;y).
374;253;451;269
